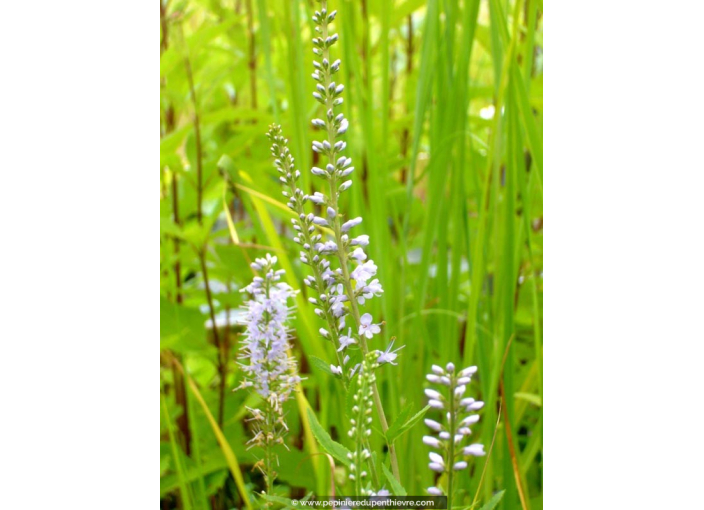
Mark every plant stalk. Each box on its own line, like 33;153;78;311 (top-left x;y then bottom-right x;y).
181;39;203;224
447;373;456;509
244;0;257;110
199;248;226;427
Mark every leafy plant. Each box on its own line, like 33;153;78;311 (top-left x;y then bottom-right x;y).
159;0;543;507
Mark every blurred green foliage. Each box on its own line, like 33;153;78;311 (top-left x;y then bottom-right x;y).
160;0;543;508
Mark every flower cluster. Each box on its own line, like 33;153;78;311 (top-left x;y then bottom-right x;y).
265;0;402;490
422;363;485;497
266;0;397;379
237;254;301;448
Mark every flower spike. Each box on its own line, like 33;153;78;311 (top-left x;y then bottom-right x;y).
422;362;485;505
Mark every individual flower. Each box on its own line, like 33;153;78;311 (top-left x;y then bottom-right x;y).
357;279;383;305
351;261;378;286
350;248;367;262
337;328;357;352
358;313;381;339
375;340;404;366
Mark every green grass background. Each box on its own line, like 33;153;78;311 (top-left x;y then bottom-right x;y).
160;0;543;508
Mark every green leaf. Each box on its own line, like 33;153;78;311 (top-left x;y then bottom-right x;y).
478;490;505;510
305;408;351;467
386;405;431;444
217;154;237;183
276;448;316;489
261;492;313;509
309;356;333;376
260;494;297;509
384;401;414;442
515;392;542;407
382;462;406;496
160;125;191;159
160;217;182;238
160;297;208;353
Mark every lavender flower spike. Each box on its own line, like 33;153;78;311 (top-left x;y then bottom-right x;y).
267;125;350;380
236;255;302;495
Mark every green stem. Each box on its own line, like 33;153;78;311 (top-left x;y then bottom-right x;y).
354;386;365;496
264;438;274;502
199;248;226;428
260;273;277;503
447;372;456;509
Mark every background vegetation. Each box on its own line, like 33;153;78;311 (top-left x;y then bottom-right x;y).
159;0;543;508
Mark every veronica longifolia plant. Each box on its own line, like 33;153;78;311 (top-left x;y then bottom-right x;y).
236;254;302;497
423;363;485;506
266;0;402;482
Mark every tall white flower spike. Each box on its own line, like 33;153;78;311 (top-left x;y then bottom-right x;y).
422;362;485;506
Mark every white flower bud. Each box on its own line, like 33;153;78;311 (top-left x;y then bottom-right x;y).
428;462;444;473
351;235;370;246
429;452;444;464
466;401;484;411
463;444;486;456
341;217;362;232
308;192;326;204
461;415;480;426
424;389;443;400
424;419;442;431
460;366;478;377
422;436;441;448
431;364;444;375
428;399;444;409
